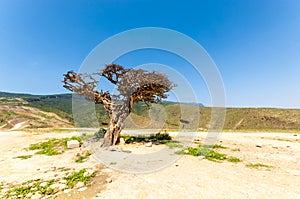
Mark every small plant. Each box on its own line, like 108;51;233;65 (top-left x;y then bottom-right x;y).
29;136;88;156
227;157;241;163
165;141;183;148
175;146;241;163
149;133;172;141
94;128;107;138
211;144;227;149
63;169;95;188
16;155;32;159
231;148;240;152
204;150;227;162
75;153;91;163
246;163;272;168
110;162;117;165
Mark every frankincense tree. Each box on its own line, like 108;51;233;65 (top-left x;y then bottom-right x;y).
63;64;175;146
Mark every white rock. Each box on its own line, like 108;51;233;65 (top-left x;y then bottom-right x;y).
256;143;262;148
75;181;85;188
25;192;33;198
145;142;152;147
83;169;94;177
67;140;80;149
31;193;42;199
58;183;67;190
63;189;72;193
39;181;48;187
78;187;87;192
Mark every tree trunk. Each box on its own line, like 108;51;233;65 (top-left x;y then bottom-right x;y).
102;110;128;146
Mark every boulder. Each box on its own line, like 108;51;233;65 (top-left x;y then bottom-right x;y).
67;140;80;149
145;142;152;147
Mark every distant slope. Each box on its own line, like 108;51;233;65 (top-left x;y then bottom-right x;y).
1;91;300;131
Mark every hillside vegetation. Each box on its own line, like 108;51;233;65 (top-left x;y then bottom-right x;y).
0;91;300;132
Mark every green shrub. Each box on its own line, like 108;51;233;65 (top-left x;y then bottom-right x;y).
94;128;107;138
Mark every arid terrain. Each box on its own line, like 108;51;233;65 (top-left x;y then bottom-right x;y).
0;130;299;199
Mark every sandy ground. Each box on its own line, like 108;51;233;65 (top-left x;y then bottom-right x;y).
0;131;299;198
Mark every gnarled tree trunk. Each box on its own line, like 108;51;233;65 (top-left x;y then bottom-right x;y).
102;105;129;146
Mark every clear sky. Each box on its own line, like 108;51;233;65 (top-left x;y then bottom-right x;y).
0;0;300;108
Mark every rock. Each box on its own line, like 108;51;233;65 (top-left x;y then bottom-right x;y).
63;189;72;193
145;142;152;147
256;144;262;148
31;193;42;199
84;169;94;177
75;181;85;188
25;193;33;198
58;183;67;190
106;178;112;183
119;138;125;145
39;181;48;187
78;187;87;192
49;183;62;192
59;179;67;184
193;138;201;142
67;140;80;149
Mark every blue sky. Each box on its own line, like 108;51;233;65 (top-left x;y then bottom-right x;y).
0;0;300;108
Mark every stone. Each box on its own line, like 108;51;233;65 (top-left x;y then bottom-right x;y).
83;169;94;177
67;140;80;149
145;142;152;147
25;193;33;198
78;187;87;192
256;144;262;148
58;183;67;190
63;189;72;193
39;181;48;187
106;178;112;183
31;193;42;199
75;181;85;188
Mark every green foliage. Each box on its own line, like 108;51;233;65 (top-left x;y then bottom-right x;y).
29;136;86;156
75;153;91;163
2;167;95;198
4;179;56;198
121;133;172;144
63;169;95;188
165;141;183;148
227;157;241;163
149;133;172;141
94;128;107;138
16;155;32;159
175;145;241;163
246;163;272;168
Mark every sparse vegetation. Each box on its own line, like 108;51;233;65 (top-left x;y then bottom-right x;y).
175;144;241;163
165;141;183;148
75;153;91;163
2;168;95;198
121;133;172;144
15;155;32;159
63;169;95;189
28;136;89;156
94;128;107;138
227;157;241;163
246;163;272;168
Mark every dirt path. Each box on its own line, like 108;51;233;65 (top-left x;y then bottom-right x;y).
0;131;299;198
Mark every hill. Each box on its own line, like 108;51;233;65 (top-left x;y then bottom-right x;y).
0;91;300;132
